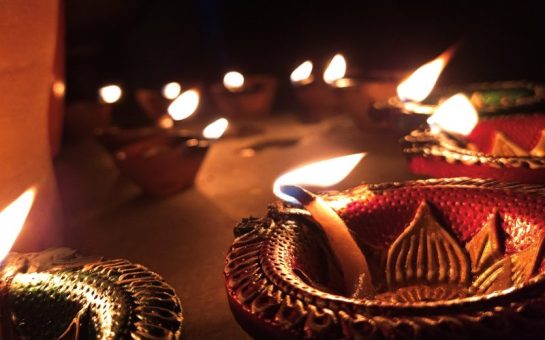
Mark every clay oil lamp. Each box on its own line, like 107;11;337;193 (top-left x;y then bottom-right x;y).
64;83;121;139
0;187;183;338
95;87;201;152
291;55;344;121
404;93;545;184
368;47;455;132
113;116;228;197
210;71;278;121
225;153;545;339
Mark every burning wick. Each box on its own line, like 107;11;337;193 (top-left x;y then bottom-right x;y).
162;82;182;100
323;54;347;85
223;71;245;93
98;84;122;104
273;153;374;298
0;187;36;339
290;61;314;85
203;118;229;140
427;93;478;140
167;88;200;121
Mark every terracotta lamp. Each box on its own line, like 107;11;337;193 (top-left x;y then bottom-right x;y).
225;177;545;338
210;71;278;120
403;93;545;184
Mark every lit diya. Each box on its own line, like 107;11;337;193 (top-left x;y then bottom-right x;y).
290;55;343;121
0;188;183;338
403;93;545;184
225;156;545;338
210;71;278;120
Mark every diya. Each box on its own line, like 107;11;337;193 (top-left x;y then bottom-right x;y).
0;188;183;339
290;57;341;121
210;71;278;120
1;249;183;339
225;177;545;339
114;132;210;196
403;94;545;185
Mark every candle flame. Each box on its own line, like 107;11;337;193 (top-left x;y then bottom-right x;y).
290;61;313;84
397;48;454;102
223;71;245;92
427;93;478;136
0;187;36;263
162;82;182;100
203;118;229;139
273;153;366;204
98;84;122;104
167;88;200;121
323;54;347;84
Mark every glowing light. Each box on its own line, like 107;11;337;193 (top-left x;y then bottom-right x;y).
0;187;36;263
203;118;229;139
157;114;174;129
323;54;347;84
273;153;366;204
223;71;245;92
98;84;122;104
162;82;182;100
167;89;200;121
290;61;313;84
397;49;454;102
52;80;65;98
427;93;478;136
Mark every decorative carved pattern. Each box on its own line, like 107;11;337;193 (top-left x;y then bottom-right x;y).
225;178;545;339
2;251;183;339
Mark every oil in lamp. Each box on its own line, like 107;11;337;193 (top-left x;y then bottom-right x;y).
0;187;183;338
225;153;545;338
210;71;278;120
404;93;545;184
290;55;343;121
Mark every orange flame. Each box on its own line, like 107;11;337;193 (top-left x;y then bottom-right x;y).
273;153;365;204
397;48;455;102
0;187;36;263
323;54;347;84
162;82;182;100
203;118;229;139
167;88;200;121
290;61;313;84
223;71;245;92
98;84;122;104
427;93;478;136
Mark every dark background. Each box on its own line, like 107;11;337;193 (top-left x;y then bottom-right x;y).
66;0;545;103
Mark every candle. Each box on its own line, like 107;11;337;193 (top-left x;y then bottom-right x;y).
273;153;373;298
0;187;36;339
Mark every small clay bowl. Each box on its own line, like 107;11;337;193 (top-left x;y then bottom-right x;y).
225;178;545;339
403;113;545;184
292;79;339;121
114;134;209;196
210;75;278;120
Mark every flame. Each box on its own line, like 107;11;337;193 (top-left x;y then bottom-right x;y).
273;153;365;204
98;84;122;104
427;93;478;136
203;118;229;139
290;61;313;84
223;71;245;92
157;114;174;129
52;80;65;98
397;49;454;102
323;54;347;84
162;82;182;100
167;88;200;121
0;187;36;263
